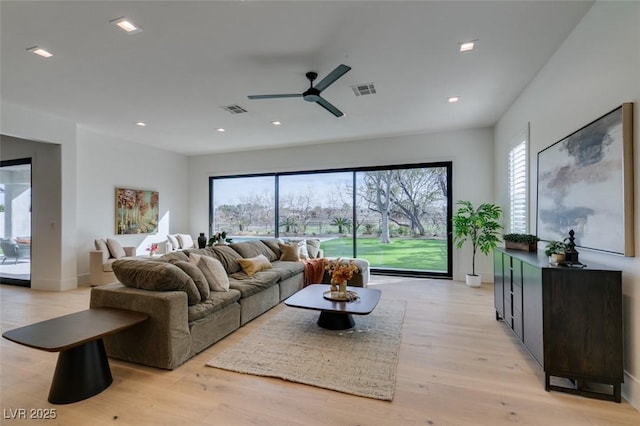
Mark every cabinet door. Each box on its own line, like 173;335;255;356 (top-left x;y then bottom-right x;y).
493;251;505;319
522;263;543;366
543;269;623;380
511;258;523;339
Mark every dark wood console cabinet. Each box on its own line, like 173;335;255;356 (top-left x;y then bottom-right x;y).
494;248;623;402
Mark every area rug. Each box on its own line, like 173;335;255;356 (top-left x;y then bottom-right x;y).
206;299;406;401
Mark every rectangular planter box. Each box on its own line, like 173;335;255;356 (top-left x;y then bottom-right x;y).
505;241;537;252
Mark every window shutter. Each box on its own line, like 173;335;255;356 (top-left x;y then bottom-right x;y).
509;140;527;233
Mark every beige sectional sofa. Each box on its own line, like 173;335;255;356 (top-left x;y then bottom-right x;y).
90;239;369;370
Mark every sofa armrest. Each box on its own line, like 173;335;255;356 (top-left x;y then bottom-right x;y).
123;246;136;257
90;284;192;369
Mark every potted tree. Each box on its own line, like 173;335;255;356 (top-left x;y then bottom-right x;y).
453;200;502;287
503;233;540;252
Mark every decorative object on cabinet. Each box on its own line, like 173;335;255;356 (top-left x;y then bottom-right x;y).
544;240;567;264
503;233;539;252
115;188;159;235
494;248;623;402
452;200;502;287
537;102;634;256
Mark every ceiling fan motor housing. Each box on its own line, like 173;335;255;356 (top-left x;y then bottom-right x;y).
303;88;321;102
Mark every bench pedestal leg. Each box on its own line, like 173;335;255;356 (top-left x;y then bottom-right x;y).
48;339;113;404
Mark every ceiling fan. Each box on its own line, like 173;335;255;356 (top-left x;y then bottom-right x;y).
247;64;351;117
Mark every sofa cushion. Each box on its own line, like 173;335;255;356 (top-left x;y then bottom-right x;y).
210;245;243;274
229;240;278;262
177;233;194;249
306;239;321;258
270;260;305;281
167;234;180;250
298;239;309;259
158;251;190;263
228;270;281;298
278;242;300;261
238;255;273;277
112;259;200;305
260;239;284;259
173;261;210;301
190;253;230;292
95;238;109;253
106;238;127;259
187;289;242;322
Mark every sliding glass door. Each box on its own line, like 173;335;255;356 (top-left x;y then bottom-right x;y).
0;159;32;285
211;162;451;278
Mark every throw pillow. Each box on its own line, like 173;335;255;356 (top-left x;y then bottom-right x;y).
306;239;321;258
238;255;273;277
177;233;194;249
106;238;127;259
167;234;180;251
190;253;230;292
278;242;300;261
298;239;309;259
95;238;109;253
173;261;210;301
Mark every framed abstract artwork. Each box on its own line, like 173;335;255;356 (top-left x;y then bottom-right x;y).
115;187;159;235
537;103;634;256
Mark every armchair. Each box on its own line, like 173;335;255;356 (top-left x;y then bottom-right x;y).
1;238;31;264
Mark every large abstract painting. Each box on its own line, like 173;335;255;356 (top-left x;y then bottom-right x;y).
537;103;634;256
115;187;159;234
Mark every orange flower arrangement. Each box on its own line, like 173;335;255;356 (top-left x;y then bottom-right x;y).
324;258;359;285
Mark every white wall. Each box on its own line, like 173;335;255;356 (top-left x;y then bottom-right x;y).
495;1;640;408
1;101;191;288
75;128;189;284
1;103;77;291
188;127;495;282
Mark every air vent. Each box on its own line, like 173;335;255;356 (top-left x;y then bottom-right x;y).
351;83;376;97
221;105;248;114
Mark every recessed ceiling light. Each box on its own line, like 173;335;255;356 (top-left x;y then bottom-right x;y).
110;17;143;34
448;97;460;103
459;41;476;52
26;46;53;58
271;121;281;126
135;122;147;127
216;128;225;132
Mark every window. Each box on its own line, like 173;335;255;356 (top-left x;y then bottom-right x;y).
508;137;528;233
211;162;452;278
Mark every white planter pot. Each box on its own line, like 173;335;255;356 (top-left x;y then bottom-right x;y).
465;274;481;287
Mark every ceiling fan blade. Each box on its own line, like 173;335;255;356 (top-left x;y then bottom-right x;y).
316;96;344;118
314;64;351;92
248;94;302;100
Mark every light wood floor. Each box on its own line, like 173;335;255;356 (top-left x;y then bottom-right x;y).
1;276;639;425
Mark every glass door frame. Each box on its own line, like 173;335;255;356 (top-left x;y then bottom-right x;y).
0;157;32;286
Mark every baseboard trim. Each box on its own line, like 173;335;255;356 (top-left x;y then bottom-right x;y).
623;370;640;410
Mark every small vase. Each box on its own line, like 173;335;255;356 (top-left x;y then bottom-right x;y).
197;233;207;249
338;281;347;298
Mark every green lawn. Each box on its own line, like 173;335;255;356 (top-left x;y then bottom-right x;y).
320;237;448;272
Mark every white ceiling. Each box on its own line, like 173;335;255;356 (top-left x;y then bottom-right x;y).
0;1;594;156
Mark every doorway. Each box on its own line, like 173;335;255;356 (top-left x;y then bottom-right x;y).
0;158;32;286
